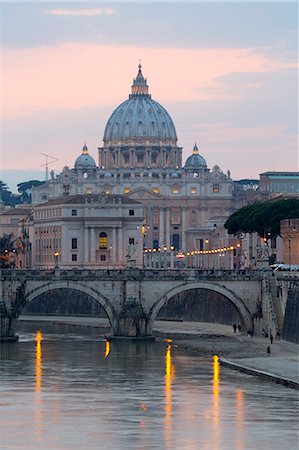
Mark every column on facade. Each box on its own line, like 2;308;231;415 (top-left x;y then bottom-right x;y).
159;208;165;247
104;150;108;168
90;228;95;263
145;205;152;249
165;208;170;248
120;227;126;267
147;149;152;167
129;149;134;167
181;207;187;251
84;228;89;263
112;227;116;264
98;150;102;168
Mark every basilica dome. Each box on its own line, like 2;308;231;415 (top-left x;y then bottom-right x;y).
75;144;97;170
185;143;207;170
103;64;178;148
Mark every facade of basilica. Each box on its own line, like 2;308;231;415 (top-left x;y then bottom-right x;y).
32;64;242;265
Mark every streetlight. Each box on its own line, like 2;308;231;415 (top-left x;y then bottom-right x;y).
170;245;175;270
54;251;59;268
163;245;167;269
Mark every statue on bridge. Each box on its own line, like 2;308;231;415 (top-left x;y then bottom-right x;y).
256;243;270;268
126;243;137;268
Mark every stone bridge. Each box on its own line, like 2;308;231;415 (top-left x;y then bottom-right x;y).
0;268;297;341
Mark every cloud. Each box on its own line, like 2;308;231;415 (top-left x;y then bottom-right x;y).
2;43;295;119
45;8;115;17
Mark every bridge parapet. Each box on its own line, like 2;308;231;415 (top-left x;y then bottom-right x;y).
0;268;263;282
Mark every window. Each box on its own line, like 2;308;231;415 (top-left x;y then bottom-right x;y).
72;254;77;262
129;209;135;216
71;209;77;216
124;187;130;194
99;232;108;249
137;153;144;163
129;238;135;245
153;239;159;249
191;187;197;194
72;238;77;250
100;255;106;261
153;187;159;194
213;184;220;193
172;185;180;194
172;234;180;251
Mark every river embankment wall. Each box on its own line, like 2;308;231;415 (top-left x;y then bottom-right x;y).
282;286;299;344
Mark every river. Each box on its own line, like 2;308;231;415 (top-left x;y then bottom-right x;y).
0;322;297;450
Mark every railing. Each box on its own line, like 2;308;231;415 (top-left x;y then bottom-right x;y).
0;267;264;281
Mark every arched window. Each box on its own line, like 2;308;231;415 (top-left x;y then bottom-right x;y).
99;232;108;249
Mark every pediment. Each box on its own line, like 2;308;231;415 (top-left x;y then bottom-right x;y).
125;187;164;199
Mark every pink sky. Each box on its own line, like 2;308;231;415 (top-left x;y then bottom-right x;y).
1;2;298;190
4;43;295;118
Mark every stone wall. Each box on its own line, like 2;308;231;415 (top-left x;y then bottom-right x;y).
282;285;299;343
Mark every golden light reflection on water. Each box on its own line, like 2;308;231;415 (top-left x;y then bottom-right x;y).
35;330;43;393
35;330;43;442
164;343;175;449
236;389;245;450
212;355;220;450
104;339;111;358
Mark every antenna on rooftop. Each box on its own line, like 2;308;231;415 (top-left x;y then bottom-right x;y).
40;153;59;181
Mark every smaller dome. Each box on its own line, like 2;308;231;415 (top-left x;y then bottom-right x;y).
74;143;97;170
170;172;179;178
184;142;207;169
104;172;112;178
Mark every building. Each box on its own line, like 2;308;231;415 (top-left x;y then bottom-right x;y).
32;194;144;269
258;172;299;197
32;64;236;258
0;204;32;268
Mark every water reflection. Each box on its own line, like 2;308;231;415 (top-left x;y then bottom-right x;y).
164;342;175;449
35;330;43;393
213;355;220;450
236;389;245;450
35;330;43;442
1;322;296;450
104;339;111;358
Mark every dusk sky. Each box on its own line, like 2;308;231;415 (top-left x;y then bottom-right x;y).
1;2;298;192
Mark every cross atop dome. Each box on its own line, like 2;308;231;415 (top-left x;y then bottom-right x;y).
193;142;199;154
131;63;150;97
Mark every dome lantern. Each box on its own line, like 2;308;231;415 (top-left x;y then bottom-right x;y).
130;63;150;97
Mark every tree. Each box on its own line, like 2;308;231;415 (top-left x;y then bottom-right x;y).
0;180;16;206
17;180;45;204
224;199;299;239
0;233;15;268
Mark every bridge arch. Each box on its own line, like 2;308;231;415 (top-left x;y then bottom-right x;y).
24;281;119;334
147;282;253;334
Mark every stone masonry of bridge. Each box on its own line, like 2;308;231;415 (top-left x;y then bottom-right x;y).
0;268;297;341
